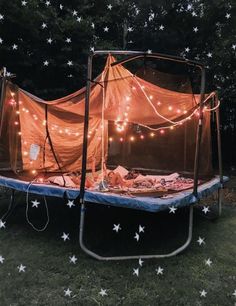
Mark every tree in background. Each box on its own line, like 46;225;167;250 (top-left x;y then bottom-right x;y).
0;0;235;166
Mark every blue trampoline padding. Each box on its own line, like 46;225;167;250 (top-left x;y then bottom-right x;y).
0;175;229;212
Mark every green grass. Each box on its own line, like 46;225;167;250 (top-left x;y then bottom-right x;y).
0;184;236;306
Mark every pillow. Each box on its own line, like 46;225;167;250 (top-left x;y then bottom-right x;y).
48;176;76;188
113;165;129;177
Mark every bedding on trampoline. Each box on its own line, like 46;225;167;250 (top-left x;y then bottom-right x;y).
0;174;228;212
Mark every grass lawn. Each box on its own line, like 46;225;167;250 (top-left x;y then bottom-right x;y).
0;178;236;306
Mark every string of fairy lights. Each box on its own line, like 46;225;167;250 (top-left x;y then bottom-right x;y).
8;83;219;175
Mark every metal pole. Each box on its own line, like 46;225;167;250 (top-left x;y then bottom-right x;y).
193;67;206;196
0;67;7;137
215;94;223;216
79;55;93;202
79;205;193;261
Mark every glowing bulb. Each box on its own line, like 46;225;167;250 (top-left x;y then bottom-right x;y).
59;130;63;134
75;132;79;136
157;101;161;106
140;135;144;139
124;122;127;126
183;110;187;114
16;110;20;115
160;129;165;135
130;136;135;141
168;106;173;111
170;126;174;130
18;132;22;135
177;109;181;114
43;120;47;126
10;92;15;97
31;170;37;175
126;96;131;101
150;132;155;137
132;86;136;90
19;101;22;105
149;95;153;100
120;137;123;142
14;121;19;125
109;137;113;142
124;112;128;117
126;106;130;110
23;151;28;156
65;129;69;133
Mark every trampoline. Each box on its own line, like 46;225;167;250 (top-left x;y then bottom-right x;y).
0;50;228;260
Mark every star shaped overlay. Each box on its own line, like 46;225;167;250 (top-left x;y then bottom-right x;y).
17;264;26;272
205;258;212;267
113;224;121;233
0;255;5;264
200;289;207;297
139;258;144;267
134;232;139;242
169;206;177;214
197;237;205;246
156;266;164;275
202;206;210;214
99;289;108;296
0;219;6;229
31;199;40;208
133;268;139;276
66;200;75;208
61;232;70;241
139;225;145;233
64;288;72;297
69;255;77;264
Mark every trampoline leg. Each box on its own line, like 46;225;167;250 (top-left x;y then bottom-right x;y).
1;189;16;221
79;203;193;261
217;187;223;217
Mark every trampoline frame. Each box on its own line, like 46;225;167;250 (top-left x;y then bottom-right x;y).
0;50;224;261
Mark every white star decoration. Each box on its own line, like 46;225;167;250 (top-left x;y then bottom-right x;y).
104;26;109;32
59;4;63;10
41;23;47;29
113;224;121;233
69;255;77;264
147;49;152;54
61;232;70;241
159;24;164;30
200;289;207;297
156;266;164;275
67;60;73;66
232;44;236;50
169;206;177;214
64;288;72;297
17;264;26;272
45;1;51;7
0;255;5;264
43;60;49;66
107;4;112;10
99;289;108;296
91;22;95;29
207;52;212;58
0;219;6;229
12;44;18;50
77;17;82;22
225;13;231;19
72;10;78;16
139;225;145;233
193;27;199;32
65;38;71;43
31;199;40;208
0;38;3;44
133;268;139;276
0;14;4;21
90;46;95;52
47;38;53;44
134;232;139;241
21;1;27;6
66;200;75;208
233;290;236;297
202;206;210;214
197;237;205;246
139;258;144;267
205;258;212;267
185;47;190;53
127;27;133;32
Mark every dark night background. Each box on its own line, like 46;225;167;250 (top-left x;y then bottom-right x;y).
0;0;235;170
